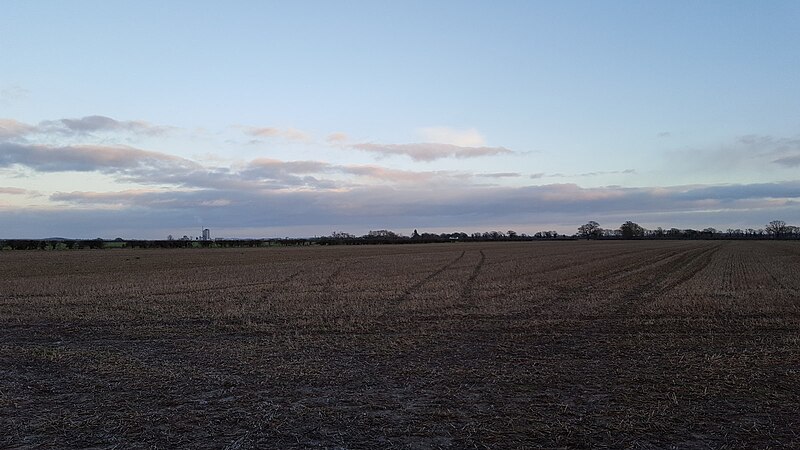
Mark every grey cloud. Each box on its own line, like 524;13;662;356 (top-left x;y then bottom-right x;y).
668;181;800;202
50;189;238;209
0;142;199;174
0;140;467;193
1;116;173;141
773;155;800;167
246;158;332;175
26;180;800;238
42;115;172;136
351;142;513;161
672;134;800;172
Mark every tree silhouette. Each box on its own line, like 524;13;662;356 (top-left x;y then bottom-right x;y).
577;221;602;239
620;221;645;239
766;220;787;239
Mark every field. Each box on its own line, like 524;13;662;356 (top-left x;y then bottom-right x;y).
1;241;799;448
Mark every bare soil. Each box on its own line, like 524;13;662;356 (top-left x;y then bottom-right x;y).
1;241;798;448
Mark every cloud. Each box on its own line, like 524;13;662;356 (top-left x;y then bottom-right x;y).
246;158;331;174
577;169;636;177
476;172;521;178
25;180;800;239
0;141;199;175
326;132;349;144
6;178;800;238
1;116;173;141
529;169;635;179
242;159;463;187
0;119;36;139
4;115;799;237
0;137;470;194
667;134;800;173
0;85;29;104
773;155;800;167
351;142;513;161
243;126;311;142
0;187;38;196
417;127;486;147
341;165;447;184
50;189;171;206
39;115;173;136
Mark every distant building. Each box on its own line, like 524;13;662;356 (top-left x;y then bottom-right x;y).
202;228;211;241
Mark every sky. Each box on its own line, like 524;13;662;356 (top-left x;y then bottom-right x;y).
1;1;799;239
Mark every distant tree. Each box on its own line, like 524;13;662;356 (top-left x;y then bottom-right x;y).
507;230;518;239
577;221;602;239
666;228;682;238
167;234;174;241
619;221;645;239
366;230;398;239
412;229;420;238
701;228;718;239
766;220;788;239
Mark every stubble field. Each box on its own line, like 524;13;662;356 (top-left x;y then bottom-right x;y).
1;241;799;448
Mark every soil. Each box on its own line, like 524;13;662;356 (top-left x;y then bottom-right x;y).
1;241;798;448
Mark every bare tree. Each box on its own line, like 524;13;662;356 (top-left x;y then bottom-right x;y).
766;220;788;239
577;221;602;239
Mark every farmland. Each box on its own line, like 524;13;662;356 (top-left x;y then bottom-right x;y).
1;241;799;448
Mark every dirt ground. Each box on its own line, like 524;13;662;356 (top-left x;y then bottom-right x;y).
1;241;798;448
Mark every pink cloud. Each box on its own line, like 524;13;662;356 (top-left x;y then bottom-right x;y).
0;187;37;196
243;126;312;142
351;142;512;161
0;119;35;139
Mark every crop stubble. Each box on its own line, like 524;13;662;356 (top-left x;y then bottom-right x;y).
1;241;798;448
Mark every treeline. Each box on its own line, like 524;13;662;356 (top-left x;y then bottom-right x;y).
0;238;313;251
0;230;560;251
2;220;798;250
576;220;800;240
316;229;566;245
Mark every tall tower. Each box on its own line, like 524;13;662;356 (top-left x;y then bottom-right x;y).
202;228;211;241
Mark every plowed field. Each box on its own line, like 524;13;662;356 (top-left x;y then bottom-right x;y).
2;241;799;448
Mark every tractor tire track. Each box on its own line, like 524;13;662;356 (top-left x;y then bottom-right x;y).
460;250;486;302
395;251;466;303
529;245;670;283
611;243;723;319
580;244;703;291
321;260;346;298
378;251;466;319
539;244;699;295
129;266;310;299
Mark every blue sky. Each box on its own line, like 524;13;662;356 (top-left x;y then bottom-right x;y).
1;1;799;238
